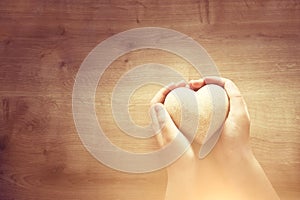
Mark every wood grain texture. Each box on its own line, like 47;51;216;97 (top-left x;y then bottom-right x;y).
0;0;299;199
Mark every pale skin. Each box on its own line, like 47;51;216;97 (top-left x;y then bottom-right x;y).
150;77;280;200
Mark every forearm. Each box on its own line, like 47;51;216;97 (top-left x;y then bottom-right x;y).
225;152;280;200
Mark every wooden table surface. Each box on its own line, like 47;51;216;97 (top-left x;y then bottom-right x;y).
0;0;299;199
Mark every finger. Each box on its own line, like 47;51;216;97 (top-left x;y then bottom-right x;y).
153;103;179;145
150;82;175;105
204;76;250;125
224;80;250;120
188;79;205;91
203;76;225;87
203;76;243;100
150;80;187;105
175;80;187;88
224;79;242;98
150;103;164;146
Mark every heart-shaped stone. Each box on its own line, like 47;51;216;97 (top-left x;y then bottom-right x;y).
164;84;229;149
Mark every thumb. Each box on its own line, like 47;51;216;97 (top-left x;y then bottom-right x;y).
150;103;193;147
150;103;196;166
150;103;182;147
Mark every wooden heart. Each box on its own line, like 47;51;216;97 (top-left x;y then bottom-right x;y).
164;84;229;145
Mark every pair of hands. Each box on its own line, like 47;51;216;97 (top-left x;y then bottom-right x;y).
149;77;279;200
150;76;251;160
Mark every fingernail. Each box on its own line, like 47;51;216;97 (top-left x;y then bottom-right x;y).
150;104;164;122
154;103;163;115
154;104;166;129
166;82;175;88
226;80;235;88
204;76;219;79
192;81;201;86
204;76;221;84
150;105;160;132
150;104;156;118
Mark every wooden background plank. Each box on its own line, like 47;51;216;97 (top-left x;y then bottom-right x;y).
0;0;299;199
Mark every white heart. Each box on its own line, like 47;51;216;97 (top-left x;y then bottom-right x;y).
164;84;229;157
